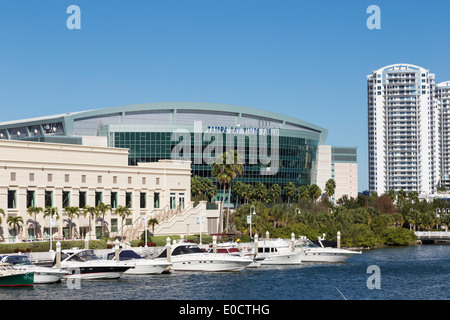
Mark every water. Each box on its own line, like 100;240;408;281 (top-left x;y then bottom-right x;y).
1;245;449;301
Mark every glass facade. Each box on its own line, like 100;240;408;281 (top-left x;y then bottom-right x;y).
113;131;318;189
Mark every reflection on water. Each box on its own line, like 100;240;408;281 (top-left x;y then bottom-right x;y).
1;245;449;300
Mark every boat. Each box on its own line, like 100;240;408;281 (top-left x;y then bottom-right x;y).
0;262;34;287
1;254;67;284
106;249;172;274
157;241;253;272
240;238;304;265
207;242;264;268
295;236;362;263
57;249;134;280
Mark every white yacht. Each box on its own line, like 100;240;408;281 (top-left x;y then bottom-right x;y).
296;237;362;263
240;238;304;265
157;242;253;272
206;242;264;268
106;249;172;274
57;249;134;280
1;254;67;284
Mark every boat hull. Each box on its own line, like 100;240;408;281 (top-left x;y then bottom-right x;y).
63;266;131;280
170;254;252;272
124;261;171;275
34;271;67;284
302;249;360;263
259;252;303;265
0;272;34;287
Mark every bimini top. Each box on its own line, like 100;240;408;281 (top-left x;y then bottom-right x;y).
0;102;328;143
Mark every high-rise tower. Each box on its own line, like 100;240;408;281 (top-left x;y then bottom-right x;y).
367;64;438;196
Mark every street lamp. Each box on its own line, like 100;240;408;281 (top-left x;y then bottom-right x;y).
198;211;206;245
144;212;152;247
49;213;57;254
436;208;441;230
249;205;256;239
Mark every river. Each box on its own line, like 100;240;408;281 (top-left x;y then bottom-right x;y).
0;245;448;302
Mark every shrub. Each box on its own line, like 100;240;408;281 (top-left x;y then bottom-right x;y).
383;227;416;246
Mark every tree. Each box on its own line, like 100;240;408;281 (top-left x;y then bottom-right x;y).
297;185;310;201
64;206;80;239
83;205;98;240
284;182;296;205
148;218;159;235
212;150;244;232
269;184;282;204
242;183;253;204
7;215;23;242
0;208;4;225
233;181;245;207
96;202;112;237
325;179;336;201
212;153;232;232
27;206;43;240
309;184;322;203
115;205;131;240
254;182;268;202
376;194;396;215
43;206;59;239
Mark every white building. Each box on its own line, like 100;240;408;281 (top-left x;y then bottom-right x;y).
315;145;358;203
368;63;439;196
0;140;219;243
436;81;450;189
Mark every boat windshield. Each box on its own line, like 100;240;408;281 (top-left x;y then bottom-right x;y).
172;245;205;256
3;255;33;265
157;245;205;258
67;250;102;262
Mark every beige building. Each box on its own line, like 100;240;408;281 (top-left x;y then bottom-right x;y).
315;145;358;203
0;140;218;243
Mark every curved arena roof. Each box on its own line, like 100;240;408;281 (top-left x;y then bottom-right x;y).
0;102;328;144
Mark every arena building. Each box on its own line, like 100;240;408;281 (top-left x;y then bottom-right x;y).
0;102;329;194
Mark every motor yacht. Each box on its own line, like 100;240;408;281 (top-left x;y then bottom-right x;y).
157;241;253;272
57;249;133;280
0;262;34;287
295;237;361;263
240;238;304;265
1;254;67;284
106;249;171;274
207;242;263;268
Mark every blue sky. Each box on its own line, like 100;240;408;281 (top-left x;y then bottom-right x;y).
1;0;450;192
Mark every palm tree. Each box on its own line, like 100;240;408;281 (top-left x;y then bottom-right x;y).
43;206;59;239
148;218;159;235
96;202;112;237
64;206;80;239
115;205;131;240
297;185;310;202
284;182;296;205
0;208;4;242
309;184;322;203
27;206;43;240
325;179;336;201
211;152;233;232
254;182;268;202
269;184;282;204
83;205;98;240
225;150;244;232
7;215;23;242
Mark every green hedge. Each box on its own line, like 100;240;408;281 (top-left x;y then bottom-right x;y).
0;240;107;254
